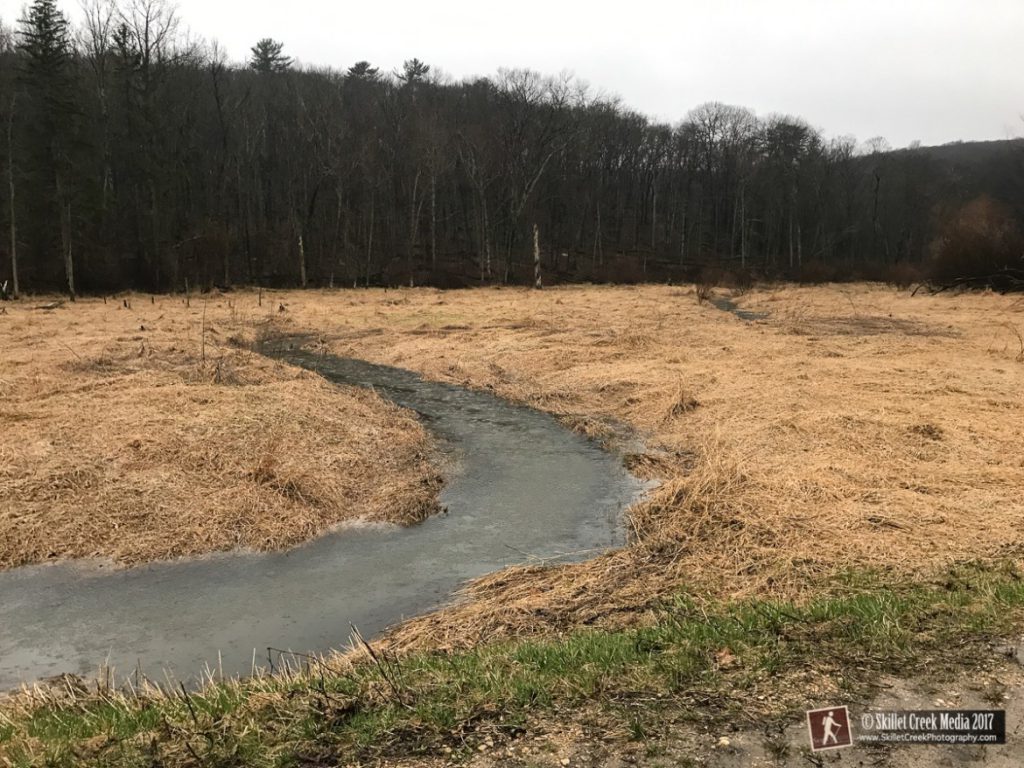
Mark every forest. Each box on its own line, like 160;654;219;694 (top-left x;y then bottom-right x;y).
1;0;1022;297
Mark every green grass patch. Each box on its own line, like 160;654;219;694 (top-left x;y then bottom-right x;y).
3;562;1023;766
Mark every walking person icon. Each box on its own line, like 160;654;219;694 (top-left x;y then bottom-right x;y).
807;705;853;752
822;711;842;745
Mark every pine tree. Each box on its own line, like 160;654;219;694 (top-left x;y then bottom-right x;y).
18;0;73;107
249;38;292;74
346;61;379;80
18;0;78;298
398;58;430;85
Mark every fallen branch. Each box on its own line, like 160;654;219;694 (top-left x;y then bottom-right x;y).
914;269;1024;296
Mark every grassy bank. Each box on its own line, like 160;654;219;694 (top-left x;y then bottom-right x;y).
0;297;442;569
3;562;1022;766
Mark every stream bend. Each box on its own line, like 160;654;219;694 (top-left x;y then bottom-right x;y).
0;349;644;689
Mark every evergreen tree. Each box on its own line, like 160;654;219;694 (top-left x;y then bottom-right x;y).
398;57;430;84
347;61;379;80
18;0;76;120
249;38;292;74
17;0;79;298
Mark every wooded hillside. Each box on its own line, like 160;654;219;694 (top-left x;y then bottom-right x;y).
1;0;1022;295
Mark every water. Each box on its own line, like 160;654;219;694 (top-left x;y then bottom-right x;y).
711;296;767;322
0;349;644;690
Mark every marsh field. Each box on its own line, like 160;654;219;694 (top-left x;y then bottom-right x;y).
2;282;1024;766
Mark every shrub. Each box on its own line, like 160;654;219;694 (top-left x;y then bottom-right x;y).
929;197;1024;289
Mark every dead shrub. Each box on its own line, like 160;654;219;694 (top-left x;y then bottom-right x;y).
694;283;712;305
665;383;700;420
929;196;1024;289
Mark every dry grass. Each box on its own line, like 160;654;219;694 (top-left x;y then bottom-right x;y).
3;283;1022;646
0;295;441;569
4;283;1024;766
249;282;1024;650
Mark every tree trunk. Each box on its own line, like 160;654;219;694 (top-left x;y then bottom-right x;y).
148;178;160;290
740;184;746;270
480;192;492;281
222;240;230;287
364;192;375;287
533;223;542;290
6;96;17;299
788;207;794;270
297;232;307;288
678;203;687;267
408;170;420;287
56;172;75;300
872;171;882;260
650;181;658;256
333;185;344;282
430;172;437;271
62;205;75;300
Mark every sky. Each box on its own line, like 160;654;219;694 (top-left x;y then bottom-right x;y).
1;0;1021;148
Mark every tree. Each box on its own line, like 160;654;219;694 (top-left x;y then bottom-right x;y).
18;0;72;82
111;0;198;290
249;38;291;74
0;3;1017;295
18;0;79;298
930;196;1024;289
4;92;16;299
0;17;13;52
346;61;378;80
1;16;17;297
398;57;429;84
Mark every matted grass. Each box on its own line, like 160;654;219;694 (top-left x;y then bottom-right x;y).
0;295;442;569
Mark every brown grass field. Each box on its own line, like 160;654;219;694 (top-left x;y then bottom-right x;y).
3;283;1022;616
261;283;1024;649
2;284;1022;624
3;282;1024;766
0;296;441;570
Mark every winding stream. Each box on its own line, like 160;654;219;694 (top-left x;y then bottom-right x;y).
710;296;767;322
0;349;644;690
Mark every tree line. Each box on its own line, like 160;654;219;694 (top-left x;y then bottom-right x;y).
0;0;1020;298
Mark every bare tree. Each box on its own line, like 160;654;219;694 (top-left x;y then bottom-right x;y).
0;4;1000;294
5;93;16;299
1;17;16;297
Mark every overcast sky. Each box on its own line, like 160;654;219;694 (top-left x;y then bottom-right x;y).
1;0;1020;148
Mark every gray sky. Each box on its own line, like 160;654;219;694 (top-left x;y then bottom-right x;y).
1;0;1021;147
